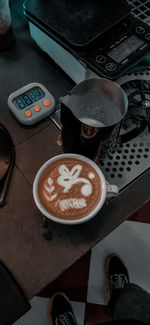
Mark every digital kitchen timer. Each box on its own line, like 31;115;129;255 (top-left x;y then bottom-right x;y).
8;82;55;125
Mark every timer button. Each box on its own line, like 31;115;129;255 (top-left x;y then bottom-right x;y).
96;55;106;64
43;99;51;107
25;110;32;118
136;26;145;34
34;105;41;112
145;33;150;41
106;62;117;72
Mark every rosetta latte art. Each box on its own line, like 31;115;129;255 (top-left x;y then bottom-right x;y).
56;198;87;211
43;177;57;202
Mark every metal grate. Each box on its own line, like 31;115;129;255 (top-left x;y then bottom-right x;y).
50;115;150;192
127;0;150;23
99;71;150;191
99;128;150;191
50;70;150;192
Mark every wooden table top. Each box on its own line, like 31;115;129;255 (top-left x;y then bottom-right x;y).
0;0;150;300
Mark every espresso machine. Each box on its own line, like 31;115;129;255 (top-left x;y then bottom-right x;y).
23;0;150;192
24;0;150;83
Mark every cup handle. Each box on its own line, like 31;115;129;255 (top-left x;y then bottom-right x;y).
106;182;119;197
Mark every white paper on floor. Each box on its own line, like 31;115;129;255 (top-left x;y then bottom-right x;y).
87;220;150;305
14;297;49;325
14;297;85;325
72;301;86;325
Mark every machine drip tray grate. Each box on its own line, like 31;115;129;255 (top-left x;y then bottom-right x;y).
50;67;150;193
50;111;150;192
98;129;150;191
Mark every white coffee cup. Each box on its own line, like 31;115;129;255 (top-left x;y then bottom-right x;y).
33;153;118;225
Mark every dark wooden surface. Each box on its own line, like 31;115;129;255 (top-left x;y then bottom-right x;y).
0;0;150;300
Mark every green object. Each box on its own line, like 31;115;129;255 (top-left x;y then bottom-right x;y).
127;55;150;73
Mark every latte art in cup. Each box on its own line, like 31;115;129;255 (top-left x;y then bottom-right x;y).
38;157;102;221
33;154;118;224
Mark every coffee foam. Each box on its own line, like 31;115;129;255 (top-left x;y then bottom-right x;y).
38;157;102;221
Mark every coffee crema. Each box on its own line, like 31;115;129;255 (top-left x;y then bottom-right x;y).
38;157;102;221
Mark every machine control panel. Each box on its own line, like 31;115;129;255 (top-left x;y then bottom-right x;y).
81;17;150;79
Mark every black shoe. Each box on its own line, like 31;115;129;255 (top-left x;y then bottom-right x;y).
104;254;129;303
48;292;77;325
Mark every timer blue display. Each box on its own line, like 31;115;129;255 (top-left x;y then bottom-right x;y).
13;87;45;110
